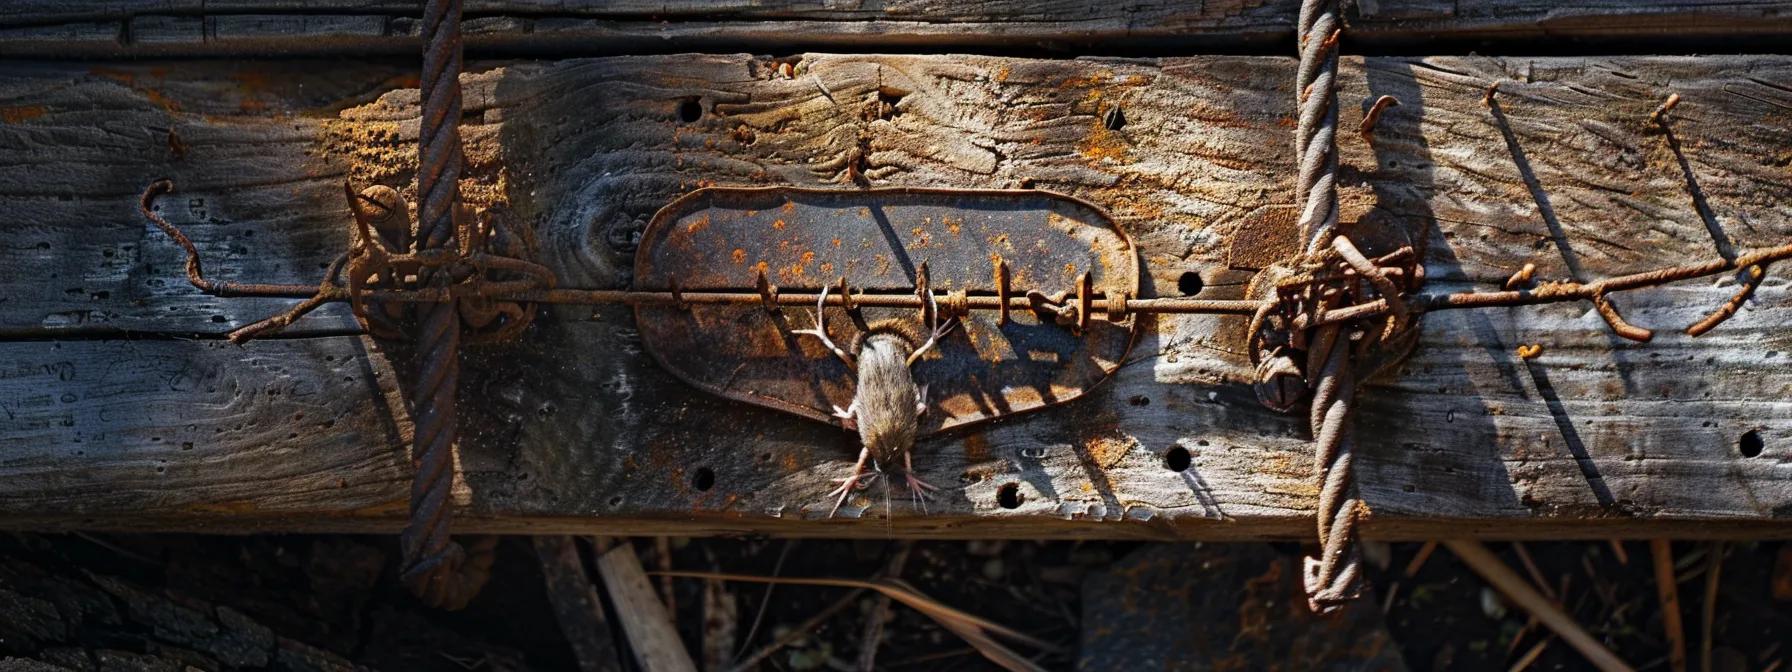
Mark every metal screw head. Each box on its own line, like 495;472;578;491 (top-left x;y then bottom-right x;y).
357;185;410;249
1254;352;1307;413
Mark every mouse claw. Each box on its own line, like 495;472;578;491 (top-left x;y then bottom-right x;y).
826;449;874;518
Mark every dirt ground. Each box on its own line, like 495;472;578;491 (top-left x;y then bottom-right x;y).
0;533;1786;671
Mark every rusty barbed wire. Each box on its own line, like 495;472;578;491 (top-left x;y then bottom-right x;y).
140;176;1788;341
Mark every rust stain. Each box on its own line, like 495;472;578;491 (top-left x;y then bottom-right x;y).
1084;431;1138;470
91;67;183;112
772;218;786;230
232;70;273;114
964;432;992;462
943;215;963;236
731;248;746;264
1079;121;1130;163
686;214;710;234
0;106;46;124
1059;70;1114;89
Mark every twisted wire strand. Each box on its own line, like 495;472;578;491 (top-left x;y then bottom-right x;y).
1293;0;1364;613
1295;0;1341;253
397;0;492;610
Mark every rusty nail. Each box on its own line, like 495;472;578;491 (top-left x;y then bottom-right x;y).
1358;95;1399;145
994;256;1011;326
755;269;779;311
1076;271;1092;332
1504;263;1538;291
914;261;932;324
1650;93;1681;126
1516;343;1543;359
1483;80;1502;108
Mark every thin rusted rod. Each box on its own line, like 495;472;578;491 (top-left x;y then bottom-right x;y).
137;251;1786;322
141;180;1785;330
1324;239;1792;325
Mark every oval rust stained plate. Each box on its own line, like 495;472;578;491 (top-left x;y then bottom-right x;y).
633;186;1139;437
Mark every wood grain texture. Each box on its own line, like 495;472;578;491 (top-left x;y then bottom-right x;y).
0;54;1788;539
2;1;1790;57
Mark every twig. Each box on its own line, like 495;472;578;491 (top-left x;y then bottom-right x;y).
654;571;1057;672
533;536;621;672
1509;638;1550;672
1445;540;1633;672
732;539;795;665
1507;615;1538;656
597;543;698;672
656;537;676;616
1513;542;1557;601
857;542;914;671
725;587;865;672
1701;542;1723;672
1652;539;1687;672
1405;540;1439;577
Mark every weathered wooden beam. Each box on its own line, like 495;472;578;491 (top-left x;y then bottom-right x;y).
0;54;1787;539
2;1;1791;58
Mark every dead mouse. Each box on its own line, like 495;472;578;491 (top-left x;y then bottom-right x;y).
793;285;956;516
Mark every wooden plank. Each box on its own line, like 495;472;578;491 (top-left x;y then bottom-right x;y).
0;61;410;337
2;1;1790;57
0;54;1787;539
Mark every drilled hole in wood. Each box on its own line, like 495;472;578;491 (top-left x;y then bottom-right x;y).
996;482;1023;509
1740;429;1764;457
1163;446;1192;473
1128;395;1150;407
677;98;703;123
1178;271;1204;296
692;466;716;491
873;87;904;120
1103;106;1126;131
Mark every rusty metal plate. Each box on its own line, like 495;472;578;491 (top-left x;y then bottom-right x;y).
633;186;1139;436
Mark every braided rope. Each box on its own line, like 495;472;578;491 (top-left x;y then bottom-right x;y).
397;0;492;610
1293;0;1364;613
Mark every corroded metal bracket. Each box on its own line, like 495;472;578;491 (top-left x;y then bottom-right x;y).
632;187;1140;436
